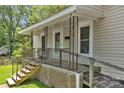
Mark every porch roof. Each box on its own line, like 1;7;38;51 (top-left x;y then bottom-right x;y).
19;5;104;35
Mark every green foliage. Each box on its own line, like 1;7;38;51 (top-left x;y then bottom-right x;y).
0;5;30;55
0;5;68;56
22;36;31;48
0;28;7;47
12;48;22;58
29;5;68;24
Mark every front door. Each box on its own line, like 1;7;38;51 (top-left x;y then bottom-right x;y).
42;36;45;52
53;32;60;60
55;32;60;51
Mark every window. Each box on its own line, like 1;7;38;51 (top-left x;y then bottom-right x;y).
80;26;89;54
55;32;60;52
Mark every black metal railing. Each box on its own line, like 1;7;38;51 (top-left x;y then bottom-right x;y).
33;48;79;71
23;47;124;74
23;47;124;88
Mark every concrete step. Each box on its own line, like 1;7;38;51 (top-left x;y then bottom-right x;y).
12;75;21;82
21;68;31;74
25;65;35;70
6;78;16;87
17;72;26;78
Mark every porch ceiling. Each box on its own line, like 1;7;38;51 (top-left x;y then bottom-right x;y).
18;5;104;35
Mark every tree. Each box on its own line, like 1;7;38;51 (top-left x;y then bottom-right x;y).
0;24;7;47
28;5;68;24
0;5;30;55
0;5;68;55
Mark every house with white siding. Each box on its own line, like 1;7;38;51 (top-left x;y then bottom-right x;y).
16;5;124;88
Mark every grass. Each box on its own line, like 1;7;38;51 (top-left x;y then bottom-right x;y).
0;65;13;84
0;64;49;88
0;64;21;84
15;79;49;88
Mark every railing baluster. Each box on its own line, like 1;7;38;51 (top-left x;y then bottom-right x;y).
16;58;17;81
12;57;14;75
45;48;48;63
33;48;35;60
76;54;78;71
60;49;62;67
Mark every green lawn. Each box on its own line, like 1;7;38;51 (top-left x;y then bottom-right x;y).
15;79;49;88
0;65;13;84
0;65;49;88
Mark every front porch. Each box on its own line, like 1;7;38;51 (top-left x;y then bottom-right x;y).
21;48;124;88
18;6;124;88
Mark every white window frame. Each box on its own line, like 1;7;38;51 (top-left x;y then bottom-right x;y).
78;20;93;57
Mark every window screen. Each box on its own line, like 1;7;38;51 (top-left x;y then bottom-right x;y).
80;26;89;54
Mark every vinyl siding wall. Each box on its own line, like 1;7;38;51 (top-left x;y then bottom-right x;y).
33;5;124;80
93;5;124;80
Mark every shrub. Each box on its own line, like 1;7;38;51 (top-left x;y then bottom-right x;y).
0;57;12;65
12;48;22;58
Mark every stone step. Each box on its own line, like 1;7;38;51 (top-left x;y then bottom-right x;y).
6;78;16;87
25;65;35;70
21;68;31;74
17;72;26;78
12;75;21;82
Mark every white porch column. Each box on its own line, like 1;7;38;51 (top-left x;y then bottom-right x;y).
33;35;41;59
76;72;80;88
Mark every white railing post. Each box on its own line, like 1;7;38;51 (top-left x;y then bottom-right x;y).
76;72;80;88
89;58;95;88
